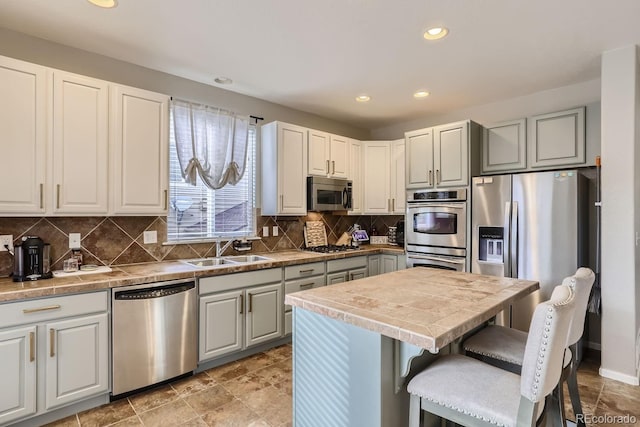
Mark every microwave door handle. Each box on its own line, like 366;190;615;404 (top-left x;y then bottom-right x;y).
343;188;349;209
504;202;511;278
511;201;518;278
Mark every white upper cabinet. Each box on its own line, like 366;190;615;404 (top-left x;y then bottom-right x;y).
529;107;585;168
262;121;308;215
348;140;363;214
406;120;478;189
482;119;527;173
110;85;169;215
391;139;406;214
405;128;434;188
363;141;391;214
51;70;109;214
308;129;349;179
0;56;47;214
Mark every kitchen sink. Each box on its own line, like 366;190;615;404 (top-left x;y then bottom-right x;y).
180;258;238;268
223;255;272;263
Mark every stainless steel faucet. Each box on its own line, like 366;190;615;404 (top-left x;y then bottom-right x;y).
215;239;235;257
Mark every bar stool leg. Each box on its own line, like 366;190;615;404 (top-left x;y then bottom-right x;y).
567;345;585;427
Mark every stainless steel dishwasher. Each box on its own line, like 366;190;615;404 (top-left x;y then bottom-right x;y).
111;279;197;397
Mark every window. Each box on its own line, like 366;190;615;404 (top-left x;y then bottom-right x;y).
167;111;257;242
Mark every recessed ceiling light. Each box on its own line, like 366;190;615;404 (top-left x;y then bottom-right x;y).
214;77;233;85
356;95;371;103
423;27;448;40
87;0;118;8
414;91;430;98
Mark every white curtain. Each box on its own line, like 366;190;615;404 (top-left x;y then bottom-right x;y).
171;99;250;190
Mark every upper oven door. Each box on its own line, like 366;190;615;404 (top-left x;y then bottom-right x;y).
406;202;467;248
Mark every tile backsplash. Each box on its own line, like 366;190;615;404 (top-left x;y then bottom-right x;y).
0;212;402;277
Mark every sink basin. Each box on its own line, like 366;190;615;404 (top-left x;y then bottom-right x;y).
223;255;272;263
180;258;238;268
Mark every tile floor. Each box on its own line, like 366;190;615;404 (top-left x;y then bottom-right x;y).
45;348;640;427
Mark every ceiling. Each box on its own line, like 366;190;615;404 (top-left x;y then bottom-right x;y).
1;1;640;130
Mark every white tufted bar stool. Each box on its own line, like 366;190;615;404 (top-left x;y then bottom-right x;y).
463;268;595;426
406;284;576;427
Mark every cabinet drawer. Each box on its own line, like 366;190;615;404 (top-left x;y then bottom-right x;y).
327;256;367;273
0;292;108;329
284;262;325;280
199;268;282;295
284;276;325;310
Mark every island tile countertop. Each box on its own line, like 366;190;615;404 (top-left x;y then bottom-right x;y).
285;267;539;353
0;245;404;303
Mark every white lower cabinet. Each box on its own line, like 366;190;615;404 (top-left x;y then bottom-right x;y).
326;256;368;285
0;292;109;426
368;254;401;276
283;262;326;336
199;269;283;362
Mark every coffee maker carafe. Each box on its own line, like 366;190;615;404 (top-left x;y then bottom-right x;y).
13;236;53;282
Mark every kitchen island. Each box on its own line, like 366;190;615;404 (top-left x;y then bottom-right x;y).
285;268;539;427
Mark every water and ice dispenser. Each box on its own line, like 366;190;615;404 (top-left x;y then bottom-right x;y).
478;227;504;263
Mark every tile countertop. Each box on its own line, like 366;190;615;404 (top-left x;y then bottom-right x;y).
0;245;404;303
285;268;539;353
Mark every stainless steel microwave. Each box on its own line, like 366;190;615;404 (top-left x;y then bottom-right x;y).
307;176;352;212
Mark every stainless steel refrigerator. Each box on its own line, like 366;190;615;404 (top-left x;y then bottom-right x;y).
471;170;588;331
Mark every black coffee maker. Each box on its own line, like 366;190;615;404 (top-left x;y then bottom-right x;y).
13;236;53;282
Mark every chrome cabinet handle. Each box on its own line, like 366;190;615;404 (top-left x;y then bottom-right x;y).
300;282;314;289
299;268;314;274
388;199;391;212
428;170;433;186
23;304;61;314
239;294;244;314
248;293;253;313
29;332;35;362
164;190;168;210
326;160;330;174
39;184;44;209
392;199;395;212
332;160;335;174
49;328;55;358
56;184;61;209
436;170;440;185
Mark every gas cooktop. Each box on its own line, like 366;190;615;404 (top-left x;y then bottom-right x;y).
305;245;360;253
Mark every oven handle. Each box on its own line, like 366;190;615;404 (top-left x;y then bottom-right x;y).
407;254;466;264
407;203;465;209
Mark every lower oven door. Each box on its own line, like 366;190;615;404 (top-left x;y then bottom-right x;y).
406;253;466;272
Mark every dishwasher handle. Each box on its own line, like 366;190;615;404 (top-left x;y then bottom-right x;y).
114;281;195;300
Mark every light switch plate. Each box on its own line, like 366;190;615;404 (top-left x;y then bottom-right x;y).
68;233;81;249
262;226;269;237
272;226;279;237
0;235;13;252
143;230;158;244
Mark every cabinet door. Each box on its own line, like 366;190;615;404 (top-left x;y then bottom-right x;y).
348;267;367;281
482;119;526;173
308;129;330;177
326;271;348;285
246;283;283;347
363;142;391;214
111;85;169;214
405;129;434;188
199;290;243;361
52;71;109;214
278;123;308;215
45;313;108;410
529;107;585;168
0;56;47;214
381;255;398;274
391;139;406;214
330;135;349;178
368;255;380;276
348;140;363;214
0;326;36;425
434;121;468;187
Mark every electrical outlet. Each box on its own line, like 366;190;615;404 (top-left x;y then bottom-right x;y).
272;226;279;237
0;235;13;252
262;226;269;237
143;230;158;244
69;233;81;249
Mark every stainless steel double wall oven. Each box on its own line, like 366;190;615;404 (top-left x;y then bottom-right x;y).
406;188;468;271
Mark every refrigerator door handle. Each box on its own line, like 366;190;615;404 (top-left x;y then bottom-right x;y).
503;201;511;278
511;201;518;278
